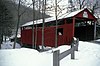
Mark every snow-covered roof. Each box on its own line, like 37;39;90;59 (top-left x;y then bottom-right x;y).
59;8;85;19
22;17;56;27
22;8;86;27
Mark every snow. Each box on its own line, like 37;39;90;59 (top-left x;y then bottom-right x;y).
60;8;85;18
0;48;52;66
60;41;100;66
22;8;87;27
0;40;100;66
10;34;21;39
1;41;21;49
22;17;55;27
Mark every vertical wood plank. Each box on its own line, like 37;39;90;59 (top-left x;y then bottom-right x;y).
72;17;75;37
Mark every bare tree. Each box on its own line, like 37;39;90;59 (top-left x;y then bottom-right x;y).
12;0;33;49
34;0;38;49
13;0;21;49
67;0;86;12
41;0;46;50
42;0;69;48
68;0;76;12
72;0;100;14
32;0;35;49
55;0;58;48
78;0;86;9
45;0;68;17
34;0;41;49
88;0;100;15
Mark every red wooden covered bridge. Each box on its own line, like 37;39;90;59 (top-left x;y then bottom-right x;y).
21;8;97;47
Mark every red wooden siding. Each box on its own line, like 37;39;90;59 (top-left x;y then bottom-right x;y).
75;9;96;20
21;29;32;45
21;22;74;47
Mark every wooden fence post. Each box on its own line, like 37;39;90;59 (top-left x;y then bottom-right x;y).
75;38;79;51
53;38;79;66
71;43;75;59
53;50;59;66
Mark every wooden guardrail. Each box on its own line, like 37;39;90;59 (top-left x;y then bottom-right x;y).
53;38;79;66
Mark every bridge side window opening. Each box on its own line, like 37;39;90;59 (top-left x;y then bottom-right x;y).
45;19;65;27
66;18;73;24
57;28;63;35
45;21;56;27
58;19;65;25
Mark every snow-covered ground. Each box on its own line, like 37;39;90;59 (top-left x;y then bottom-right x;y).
1;41;21;49
0;40;100;66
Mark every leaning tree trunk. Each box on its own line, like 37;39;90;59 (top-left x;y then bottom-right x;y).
13;0;21;49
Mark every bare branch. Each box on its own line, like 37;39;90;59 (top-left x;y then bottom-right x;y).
57;0;63;4
81;0;86;8
19;3;33;16
12;0;18;11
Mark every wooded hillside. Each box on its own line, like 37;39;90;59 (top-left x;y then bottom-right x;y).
3;0;50;26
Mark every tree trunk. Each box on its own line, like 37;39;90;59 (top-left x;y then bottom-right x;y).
0;34;3;49
13;0;21;49
55;0;58;48
1;34;3;43
0;37;1;49
0;44;1;49
5;36;6;42
41;0;46;50
35;0;41;49
32;0;35;49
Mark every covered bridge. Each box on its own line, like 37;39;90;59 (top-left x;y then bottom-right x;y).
21;8;97;47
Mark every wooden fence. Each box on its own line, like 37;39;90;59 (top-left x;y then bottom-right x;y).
53;38;79;66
